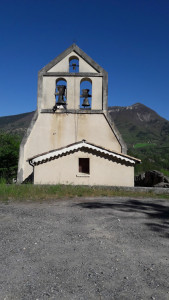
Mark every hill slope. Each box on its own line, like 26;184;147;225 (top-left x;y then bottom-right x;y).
108;103;169;174
0;111;35;137
0;103;169;175
108;103;169;148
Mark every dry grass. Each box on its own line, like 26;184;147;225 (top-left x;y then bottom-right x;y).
0;183;169;203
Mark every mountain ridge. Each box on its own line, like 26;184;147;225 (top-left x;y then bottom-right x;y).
108;103;169;149
109;103;167;122
0;111;35;136
0;102;168;135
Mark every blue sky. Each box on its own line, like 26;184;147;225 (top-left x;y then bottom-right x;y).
0;0;169;120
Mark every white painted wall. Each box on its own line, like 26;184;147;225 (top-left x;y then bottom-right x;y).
34;151;134;187
20;113;122;181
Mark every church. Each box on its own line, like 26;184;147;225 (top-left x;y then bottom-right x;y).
17;44;140;186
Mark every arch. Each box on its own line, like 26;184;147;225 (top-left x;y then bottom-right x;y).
56;78;67;86
80;78;92;109
69;56;79;72
55;78;67;105
80;77;92;84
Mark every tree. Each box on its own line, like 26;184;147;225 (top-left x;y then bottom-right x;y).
0;132;21;182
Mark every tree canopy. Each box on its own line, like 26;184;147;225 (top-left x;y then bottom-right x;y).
0;132;21;182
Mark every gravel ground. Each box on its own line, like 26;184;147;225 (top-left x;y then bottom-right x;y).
0;197;169;300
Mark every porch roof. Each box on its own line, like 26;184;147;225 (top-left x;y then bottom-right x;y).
28;140;141;166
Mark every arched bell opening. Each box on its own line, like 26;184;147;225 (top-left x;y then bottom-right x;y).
69;56;79;73
80;78;92;109
53;78;67;112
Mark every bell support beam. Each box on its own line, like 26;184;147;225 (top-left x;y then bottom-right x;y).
43;72;103;77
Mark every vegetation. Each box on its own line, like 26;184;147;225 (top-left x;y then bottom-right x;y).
161;169;169;177
0;132;21;183
134;143;156;149
108;104;169;176
0;183;169;203
128;145;169;175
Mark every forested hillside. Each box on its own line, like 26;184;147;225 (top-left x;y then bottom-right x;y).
108;103;169;175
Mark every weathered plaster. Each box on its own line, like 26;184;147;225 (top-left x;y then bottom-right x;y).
18;112;123;181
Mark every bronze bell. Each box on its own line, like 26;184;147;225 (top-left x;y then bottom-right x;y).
72;63;77;70
80;89;91;107
55;85;66;105
82;98;90;107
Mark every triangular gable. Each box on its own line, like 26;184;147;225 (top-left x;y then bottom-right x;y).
47;51;98;73
39;44;107;75
28;140;141;166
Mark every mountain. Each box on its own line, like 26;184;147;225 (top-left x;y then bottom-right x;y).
0;103;169;175
108;103;169;148
0;111;35;137
108;103;169;174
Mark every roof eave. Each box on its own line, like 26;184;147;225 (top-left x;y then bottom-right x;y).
28;141;141;166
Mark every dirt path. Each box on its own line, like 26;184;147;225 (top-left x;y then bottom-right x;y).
0;197;169;299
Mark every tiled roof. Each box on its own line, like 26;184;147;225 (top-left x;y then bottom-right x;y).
28;140;141;166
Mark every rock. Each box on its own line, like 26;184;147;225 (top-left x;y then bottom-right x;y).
164;176;169;183
135;170;169;188
154;182;169;188
135;173;145;186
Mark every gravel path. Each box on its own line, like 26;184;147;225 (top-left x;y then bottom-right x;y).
0;197;169;300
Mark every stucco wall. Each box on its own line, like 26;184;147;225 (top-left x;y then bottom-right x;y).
17;46;126;184
34;151;134;187
19;113;122;181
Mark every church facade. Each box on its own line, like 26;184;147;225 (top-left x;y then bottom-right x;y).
17;44;140;186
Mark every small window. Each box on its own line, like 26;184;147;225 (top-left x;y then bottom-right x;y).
79;158;90;174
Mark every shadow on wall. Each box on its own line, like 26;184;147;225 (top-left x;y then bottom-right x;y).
74;199;169;238
22;172;34;184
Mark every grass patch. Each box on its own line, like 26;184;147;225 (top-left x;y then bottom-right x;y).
160;169;169;177
134;143;156;149
0;184;169;203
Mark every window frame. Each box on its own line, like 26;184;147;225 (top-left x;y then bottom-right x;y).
78;158;90;175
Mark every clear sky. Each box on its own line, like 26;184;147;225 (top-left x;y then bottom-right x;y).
0;0;169;120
